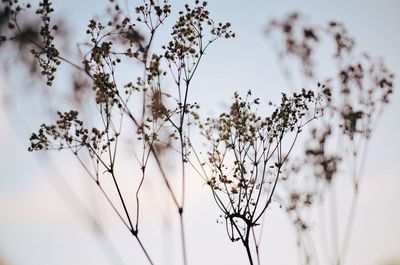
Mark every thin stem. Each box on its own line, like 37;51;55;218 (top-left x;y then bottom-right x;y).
243;239;254;265
179;214;188;265
328;180;339;264
71;149;131;231
251;227;261;265
110;170;134;231
150;146;180;208
135;235;155;265
39;154;126;265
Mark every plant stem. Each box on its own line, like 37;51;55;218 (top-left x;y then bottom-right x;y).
244;240;254;265
179;213;188;265
135;236;155;265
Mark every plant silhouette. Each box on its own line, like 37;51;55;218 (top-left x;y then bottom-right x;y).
0;1;394;264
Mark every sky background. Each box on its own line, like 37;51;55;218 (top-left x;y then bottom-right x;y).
0;0;399;265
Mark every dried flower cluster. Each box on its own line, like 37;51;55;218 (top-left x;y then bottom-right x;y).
1;0;60;85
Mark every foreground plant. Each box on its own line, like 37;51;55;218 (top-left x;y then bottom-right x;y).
192;88;327;264
4;0;233;264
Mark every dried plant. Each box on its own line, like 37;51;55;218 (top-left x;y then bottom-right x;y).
191;88;328;264
2;0;233;264
0;2;394;265
266;12;394;265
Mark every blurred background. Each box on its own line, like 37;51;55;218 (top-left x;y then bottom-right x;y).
0;0;399;264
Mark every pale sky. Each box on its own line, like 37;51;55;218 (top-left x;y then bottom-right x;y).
1;1;399;265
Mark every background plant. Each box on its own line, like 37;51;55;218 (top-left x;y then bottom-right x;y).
265;12;394;265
